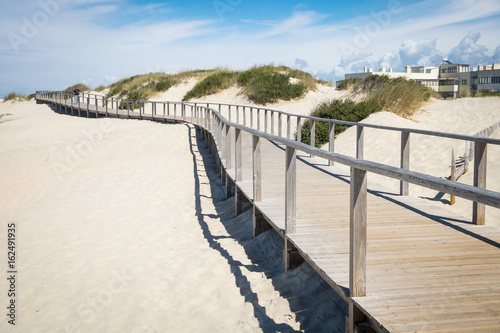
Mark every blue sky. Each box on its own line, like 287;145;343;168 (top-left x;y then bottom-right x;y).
1;0;500;98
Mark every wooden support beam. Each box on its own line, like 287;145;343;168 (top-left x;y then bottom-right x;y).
473;142;487;225
350;167;367;298
400;131;410;196
253;206;271;237
235;186;243;216
284;239;303;272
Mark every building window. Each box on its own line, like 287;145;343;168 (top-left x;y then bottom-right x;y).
460;65;469;73
440;79;458;86
448;66;457;73
492;77;500;84
479;77;491;84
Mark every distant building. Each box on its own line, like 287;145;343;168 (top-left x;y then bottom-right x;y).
341;61;500;98
470;63;500;94
343;65;440;91
437;62;470;98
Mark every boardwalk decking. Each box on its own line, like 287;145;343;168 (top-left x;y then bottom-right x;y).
37;92;500;332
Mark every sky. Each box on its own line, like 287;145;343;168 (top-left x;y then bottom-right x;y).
1;0;500;98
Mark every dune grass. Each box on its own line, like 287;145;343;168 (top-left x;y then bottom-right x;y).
3;92;29;102
104;70;213;101
474;91;500;97
300;98;384;147
337;75;434;117
64;83;91;94
183;65;324;104
183;70;239;101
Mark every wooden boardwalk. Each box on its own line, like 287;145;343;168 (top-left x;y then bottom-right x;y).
228;131;500;332
37;92;500;332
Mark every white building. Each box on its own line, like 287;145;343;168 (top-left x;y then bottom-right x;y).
343;66;440;91
341;61;500;98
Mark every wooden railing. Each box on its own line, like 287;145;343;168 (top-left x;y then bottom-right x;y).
36;90;500;299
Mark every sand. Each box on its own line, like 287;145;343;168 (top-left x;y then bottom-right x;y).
0;100;345;332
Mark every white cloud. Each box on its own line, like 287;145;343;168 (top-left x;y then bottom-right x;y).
399;39;441;66
447;32;492;65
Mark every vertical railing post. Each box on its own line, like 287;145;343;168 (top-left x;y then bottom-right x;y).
264;110;268;133
310;120;316;150
450;149;456;205
350;167;367;298
356;125;364;159
296;117;302;142
284;145;298;272
271;111;275;135
250;108;253;128
257;109;261;131
234;127;243;216
235;128;242;182
473;141;487;225
287;115;291;139
329;122;335;166
400;131;410;196
285;145;297;235
243;107;246;126
253;135;261;202
225;125;232;199
278;113;282;137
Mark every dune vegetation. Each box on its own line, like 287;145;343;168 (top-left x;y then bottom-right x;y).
97;65;329;105
184;65;328;104
299;75;436;147
337;75;434;117
64;84;91;94
300;98;384;147
3;92;29;102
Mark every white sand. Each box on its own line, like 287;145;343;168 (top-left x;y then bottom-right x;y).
0;100;345;332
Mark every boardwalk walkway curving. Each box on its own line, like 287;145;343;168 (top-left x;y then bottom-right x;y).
37;92;500;332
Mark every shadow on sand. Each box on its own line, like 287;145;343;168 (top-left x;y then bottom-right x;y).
187;125;348;332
